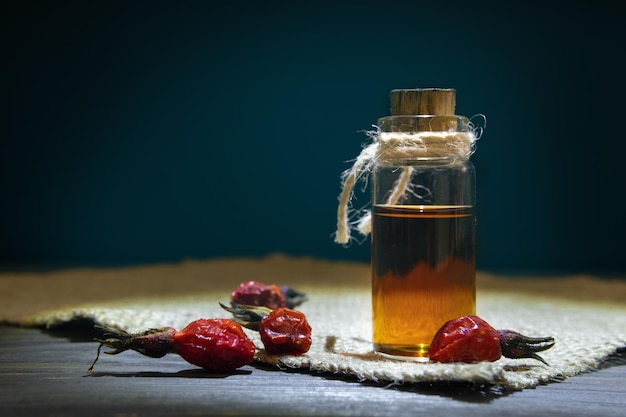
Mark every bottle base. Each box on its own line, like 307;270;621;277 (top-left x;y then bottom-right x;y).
373;343;430;362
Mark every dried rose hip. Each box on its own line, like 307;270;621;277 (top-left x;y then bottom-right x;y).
173;318;256;372
88;318;256;373
428;315;501;363
231;281;286;309
230;280;307;309
428;315;555;365
259;307;312;355
221;303;312;355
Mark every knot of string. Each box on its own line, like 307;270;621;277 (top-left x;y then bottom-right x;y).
334;127;478;244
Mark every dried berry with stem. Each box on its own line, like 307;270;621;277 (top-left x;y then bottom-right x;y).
230;280;308;309
428;315;555;365
221;303;312;355
88;318;256;373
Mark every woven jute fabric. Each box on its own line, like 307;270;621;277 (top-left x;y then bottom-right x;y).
1;254;625;390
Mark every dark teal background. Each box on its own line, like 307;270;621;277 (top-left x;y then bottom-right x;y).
3;1;625;275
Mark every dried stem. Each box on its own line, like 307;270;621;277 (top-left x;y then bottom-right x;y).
498;330;555;365
86;324;176;372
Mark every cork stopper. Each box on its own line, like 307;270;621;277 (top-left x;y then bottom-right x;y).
390;88;456;116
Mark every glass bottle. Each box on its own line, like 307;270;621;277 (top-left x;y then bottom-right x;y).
371;88;477;359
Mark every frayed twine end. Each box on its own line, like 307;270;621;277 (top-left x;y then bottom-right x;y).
335;123;483;245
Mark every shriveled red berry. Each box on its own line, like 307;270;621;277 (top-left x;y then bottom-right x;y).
259;307;312;355
428;315;501;363
173;318;256;373
428;315;555;365
230;281;308;309
221;303;312;355
230;281;287;309
88;318;256;373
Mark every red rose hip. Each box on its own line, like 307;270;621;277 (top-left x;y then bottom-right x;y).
231;281;287;309
428;315;501;363
428;315;555;364
173;318;256;372
221;303;312;355
88;318;256;373
259;307;312;355
230;280;308;309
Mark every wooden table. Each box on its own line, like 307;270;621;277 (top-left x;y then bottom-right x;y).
1;324;624;417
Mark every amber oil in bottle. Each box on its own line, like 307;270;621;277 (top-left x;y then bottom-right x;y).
371;89;477;359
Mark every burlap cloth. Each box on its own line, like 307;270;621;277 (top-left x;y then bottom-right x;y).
2;254;625;390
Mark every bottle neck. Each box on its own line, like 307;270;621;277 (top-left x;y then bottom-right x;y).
374;130;476;167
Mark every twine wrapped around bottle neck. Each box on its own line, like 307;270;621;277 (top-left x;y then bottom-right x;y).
334;127;478;244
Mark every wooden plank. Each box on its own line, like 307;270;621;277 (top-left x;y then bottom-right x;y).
1;325;625;417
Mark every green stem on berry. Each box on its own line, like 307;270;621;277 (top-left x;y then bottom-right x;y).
498;330;555;365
